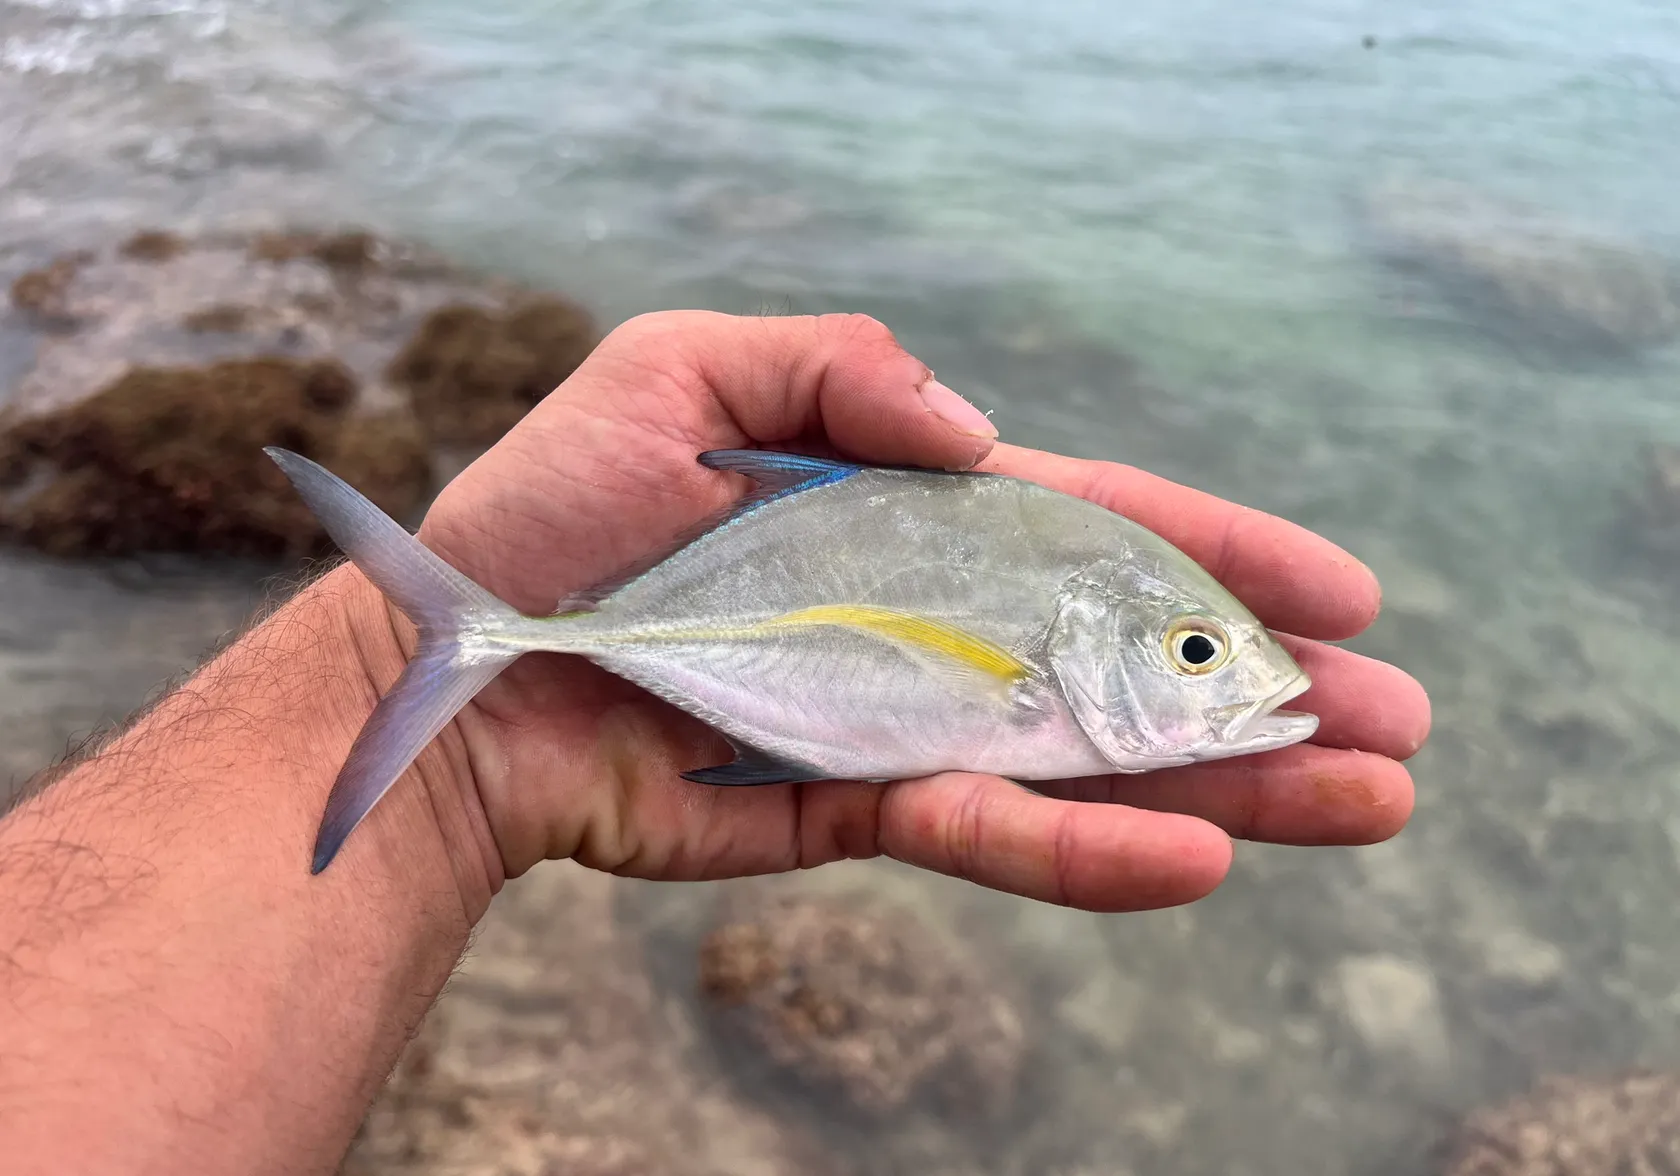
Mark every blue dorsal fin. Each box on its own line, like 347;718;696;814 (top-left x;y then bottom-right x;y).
550;449;864;613
696;449;862;489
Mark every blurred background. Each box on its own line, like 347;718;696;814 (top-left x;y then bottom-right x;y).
4;1;1680;1173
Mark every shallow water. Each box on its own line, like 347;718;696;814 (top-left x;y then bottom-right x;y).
4;0;1680;1172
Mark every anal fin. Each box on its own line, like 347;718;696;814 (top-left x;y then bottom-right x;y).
680;739;830;787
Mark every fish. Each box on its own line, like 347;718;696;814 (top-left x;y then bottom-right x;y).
265;446;1320;874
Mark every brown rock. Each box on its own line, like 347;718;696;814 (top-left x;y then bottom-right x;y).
181;303;253;333
119;230;187;262
249;229;384;273
1442;1070;1680;1176
387;297;599;444
0;357;428;558
0;225;602;557
698;891;1025;1119
9;253;88;326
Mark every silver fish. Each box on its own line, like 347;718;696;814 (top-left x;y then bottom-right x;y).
266;447;1318;874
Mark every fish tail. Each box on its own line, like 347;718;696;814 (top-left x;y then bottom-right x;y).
265;447;526;875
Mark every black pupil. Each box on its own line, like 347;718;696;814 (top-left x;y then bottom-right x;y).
1180;634;1218;665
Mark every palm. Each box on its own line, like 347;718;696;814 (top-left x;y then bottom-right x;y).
417;311;1429;912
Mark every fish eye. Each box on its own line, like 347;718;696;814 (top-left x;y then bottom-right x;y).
1165;619;1230;675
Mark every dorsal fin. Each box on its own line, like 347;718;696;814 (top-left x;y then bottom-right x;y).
551;449;864;613
696;449;862;489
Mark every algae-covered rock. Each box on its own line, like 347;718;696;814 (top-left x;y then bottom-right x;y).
1358;175;1680;353
8;253;87;327
345;1027;670;1176
1;225;601;557
697;891;1025;1120
248;228;386;272
388;296;599;444
1441;1070;1680;1176
1614;442;1680;567
341;863;837;1176
118;229;188;263
0;357;427;557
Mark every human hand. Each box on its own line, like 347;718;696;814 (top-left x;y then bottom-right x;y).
404;310;1428;914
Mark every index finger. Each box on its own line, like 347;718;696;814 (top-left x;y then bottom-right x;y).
978;443;1381;641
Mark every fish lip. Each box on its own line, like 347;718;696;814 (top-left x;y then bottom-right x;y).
1210;673;1317;748
1235;707;1320;750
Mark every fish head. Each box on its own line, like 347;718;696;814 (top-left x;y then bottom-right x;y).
1046;549;1319;770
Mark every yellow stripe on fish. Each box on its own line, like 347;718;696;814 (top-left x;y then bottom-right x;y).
760;604;1032;682
598;604;1033;683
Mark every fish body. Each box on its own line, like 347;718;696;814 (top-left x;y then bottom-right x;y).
266;448;1319;873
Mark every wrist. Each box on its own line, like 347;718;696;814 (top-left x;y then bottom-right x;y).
0;562;487;1175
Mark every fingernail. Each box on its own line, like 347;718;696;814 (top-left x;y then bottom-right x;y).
919;376;998;439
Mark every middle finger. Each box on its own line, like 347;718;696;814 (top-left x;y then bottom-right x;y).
979;443;1382;642
1278;632;1431;761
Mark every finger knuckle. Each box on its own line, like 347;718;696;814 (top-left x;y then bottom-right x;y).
942;782;988;883
1081;460;1145;511
1208;506;1248;583
818;312;899;352
1051;807;1080;907
603;309;711;349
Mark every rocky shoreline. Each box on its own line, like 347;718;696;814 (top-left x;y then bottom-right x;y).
1;226;598;557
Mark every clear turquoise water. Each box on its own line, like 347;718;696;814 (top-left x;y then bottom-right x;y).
5;1;1680;1171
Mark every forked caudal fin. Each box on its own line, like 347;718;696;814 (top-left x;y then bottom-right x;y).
264;448;527;875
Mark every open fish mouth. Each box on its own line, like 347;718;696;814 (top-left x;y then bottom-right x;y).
1208;673;1318;750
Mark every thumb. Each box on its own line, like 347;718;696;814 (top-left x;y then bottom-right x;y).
614;309;999;470
803;314;1000;470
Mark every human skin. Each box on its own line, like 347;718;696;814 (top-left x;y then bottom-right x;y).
0;311;1429;1175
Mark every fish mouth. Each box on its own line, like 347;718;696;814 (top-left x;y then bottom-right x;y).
1207;673;1318;752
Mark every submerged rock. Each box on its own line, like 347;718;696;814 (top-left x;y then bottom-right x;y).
346;1054;668;1176
1319;952;1450;1074
1623;442;1680;561
1;226;600;557
697;891;1026;1120
1358;175;1680;353
342;864;837;1176
1442;1070;1680;1176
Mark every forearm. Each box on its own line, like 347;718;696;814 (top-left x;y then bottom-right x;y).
0;564;486;1175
